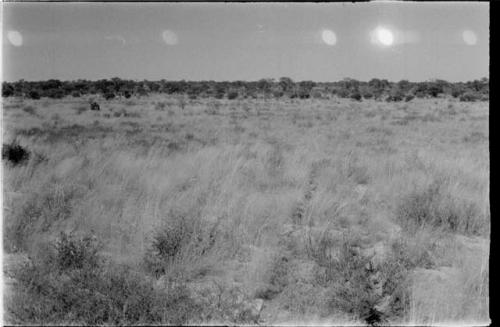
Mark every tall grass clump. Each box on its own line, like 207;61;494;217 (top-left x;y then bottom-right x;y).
5;182;83;252
144;212;193;277
310;232;412;325
397;179;486;236
7;232;199;325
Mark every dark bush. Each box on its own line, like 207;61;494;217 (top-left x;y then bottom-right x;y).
350;92;362;101
404;95;415;102
104;92;115;100
2;141;30;166
71;91;81;98
363;92;374;99
227;91;239;100
28;90;41;100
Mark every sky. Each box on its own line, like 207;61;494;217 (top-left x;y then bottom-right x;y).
1;2;489;83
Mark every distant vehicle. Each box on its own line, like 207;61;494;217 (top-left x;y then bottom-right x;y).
90;102;100;111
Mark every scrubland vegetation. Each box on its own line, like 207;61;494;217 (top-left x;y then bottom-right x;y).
2;91;489;325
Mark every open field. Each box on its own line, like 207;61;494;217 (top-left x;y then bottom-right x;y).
2;95;489;325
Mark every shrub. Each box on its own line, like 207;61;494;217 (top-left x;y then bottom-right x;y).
54;232;101;271
459;91;480;102
404;95;415;102
386;94;404;102
22;105;38;116
144;212;193;277
273;90;284;98
227;91;239;100
72;91;81;98
2;141;30;166
397;180;485;235
8;233;199;325
363;92;374;100
350;92;362;101
46;89;65;99
104;92;115;100
321;235;381;324
28;90;41;100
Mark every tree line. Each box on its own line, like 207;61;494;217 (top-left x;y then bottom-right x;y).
2;77;489;102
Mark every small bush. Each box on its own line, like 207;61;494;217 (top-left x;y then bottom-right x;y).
28;90;41;100
459;92;480;102
405;95;415;102
2;141;30;166
363;92;374;100
144;212;193;277
397;180;485;235
104;92;115;100
350;92;362;101
54;232;101;271
72;91;81;98
227;91;239;100
22;105;38;116
155;101;167;111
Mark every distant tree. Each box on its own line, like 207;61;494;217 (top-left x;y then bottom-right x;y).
279;77;295;94
2;83;14;97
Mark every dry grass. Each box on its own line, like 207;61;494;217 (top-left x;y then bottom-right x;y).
2;95;489;325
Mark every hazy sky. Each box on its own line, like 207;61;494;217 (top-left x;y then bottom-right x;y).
2;2;489;82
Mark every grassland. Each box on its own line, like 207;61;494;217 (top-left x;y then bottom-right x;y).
2;95;489;325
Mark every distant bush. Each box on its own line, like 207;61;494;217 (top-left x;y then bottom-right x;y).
404;95;415;102
2;141;30;166
46;89;65;99
350;92;362;101
28;90;41;100
22;105;38;116
386;94;404;102
227;91;239;100
362;92;374;100
104;92;115;100
459;92;480;102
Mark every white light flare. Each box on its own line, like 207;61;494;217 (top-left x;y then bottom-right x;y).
7;30;23;47
462;30;478;46
162;30;178;45
321;29;337;46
